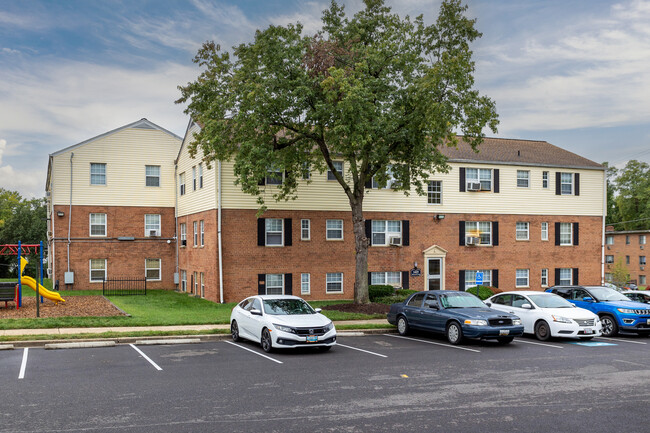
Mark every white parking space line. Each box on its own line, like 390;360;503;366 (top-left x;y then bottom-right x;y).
595;337;647;345
129;344;163;371
384;334;481;353
513;340;564;349
18;348;28;380
336;343;388;358
224;341;283;364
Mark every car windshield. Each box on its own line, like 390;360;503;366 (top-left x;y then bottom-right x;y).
440;293;485;308
528;294;572;308
262;299;315;315
587;287;631;302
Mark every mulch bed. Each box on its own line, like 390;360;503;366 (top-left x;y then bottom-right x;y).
0;296;126;319
321;302;389;314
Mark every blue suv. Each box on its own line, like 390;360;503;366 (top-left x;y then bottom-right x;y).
546;286;650;337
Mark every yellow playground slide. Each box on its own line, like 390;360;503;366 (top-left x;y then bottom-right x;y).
20;258;65;304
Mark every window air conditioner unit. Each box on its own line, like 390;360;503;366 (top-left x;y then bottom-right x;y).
149;229;160;237
465;236;479;246
641;245;645;250
181;239;187;246
467;181;482;191
641;266;645;271
389;236;402;246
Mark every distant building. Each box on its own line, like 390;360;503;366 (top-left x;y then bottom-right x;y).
604;227;648;286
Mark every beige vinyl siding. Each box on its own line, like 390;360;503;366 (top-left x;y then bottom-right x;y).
50;128;180;207
176;124;217;217
220;161;604;216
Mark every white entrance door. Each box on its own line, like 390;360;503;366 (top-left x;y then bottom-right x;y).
427;258;442;290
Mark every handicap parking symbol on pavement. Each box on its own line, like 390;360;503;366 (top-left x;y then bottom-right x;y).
571;342;617;347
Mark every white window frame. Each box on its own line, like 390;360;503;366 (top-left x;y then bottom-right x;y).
192;166;197;191
639;275;646;285
89;213;107;237
145;214;161;236
560;172;573;195
466;168;492;191
605;255;614;264
516;222;529;240
640;235;647;245
301;219;311;241
327;161;343;181
517;170;530;188
641;256;647;266
559;222;572;245
605;272;613;282
145;258;161;281
606;235;614;245
371;220;402;246
301;273;310;295
265;167;284;185
179;173;186;196
199;163;204;188
180;223;187;245
90;163;106;185
371;166;396;189
326;272;343;293
200;272;205;297
193;221;198;246
89;259;106;282
193;271;198;294
370;271;402;287
181;270;187;292
266;274;284;295
145;165;160;187
559;268;573;285
464;270;492;290
265;218;284;246
516;269;529;288
542;171;549;189
541;268;548;287
427;180;442;204
541;222;548;241
200;220;205;247
465;221;492;246
326;219;344;240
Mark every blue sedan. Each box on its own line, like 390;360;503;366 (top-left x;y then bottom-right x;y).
387;290;524;345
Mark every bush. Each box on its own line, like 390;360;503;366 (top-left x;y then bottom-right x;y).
374;289;419;305
369;285;395;301
465;285;495;300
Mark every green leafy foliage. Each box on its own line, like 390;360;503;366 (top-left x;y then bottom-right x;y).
606;160;650;230
368;284;395;301
374;289;419;305
465;285;495;300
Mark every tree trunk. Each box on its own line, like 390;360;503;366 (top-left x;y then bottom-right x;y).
351;198;370;304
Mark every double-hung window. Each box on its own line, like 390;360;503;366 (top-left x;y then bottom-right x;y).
640;235;647;245
180;223;186;246
541;268;548;287
465;221;491;245
200;220;204;246
542;171;549;189
326;219;343;240
605;255;614;264
466;168;492;191
266;274;284;295
326;273;343;293
193;221;198;246
464;270;492;290
90;213;106;236
559;222;572;245
198;163;204;188
301;273;310;295
265;219;284;246
516;222;529;240
179;173;186;195
641;256;647;266
371;272;401;287
145;258;161;281
427;180;442;204
327;161;343;181
606;235;614;245
145;214;161;237
90;163;106;185
372;220;401;246
180;270;187;292
560;173;573;195
541;222;548;241
559;268;573;285
517;170;530;188
265;167;283;185
192;166;197;191
146;165;160;187
301;219;310;241
516;269;529;287
89;259;106;282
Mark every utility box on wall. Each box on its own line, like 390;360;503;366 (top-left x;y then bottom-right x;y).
64;272;74;284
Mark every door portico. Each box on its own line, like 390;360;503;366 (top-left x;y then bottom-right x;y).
423;245;447;291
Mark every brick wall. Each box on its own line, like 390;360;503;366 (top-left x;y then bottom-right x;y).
177;209;219;300
605;232;648;285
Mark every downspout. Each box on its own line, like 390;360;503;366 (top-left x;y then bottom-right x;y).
218;160;224;303
67;152;74;273
601;170;607;284
174;162;179;288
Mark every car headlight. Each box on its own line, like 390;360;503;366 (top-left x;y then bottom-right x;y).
464;319;488;326
552;315;573;324
512;318;522;326
323;322;334;332
617;308;639;314
273;324;297;334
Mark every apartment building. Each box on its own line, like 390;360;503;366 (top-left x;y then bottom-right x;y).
46;119;182;289
604;227;648;286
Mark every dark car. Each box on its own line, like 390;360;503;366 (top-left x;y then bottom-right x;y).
546;285;650;337
387;290;524;345
622;291;650;305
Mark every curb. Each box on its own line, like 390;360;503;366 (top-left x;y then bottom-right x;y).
45;341;116;350
0;344;14;350
134;338;201;345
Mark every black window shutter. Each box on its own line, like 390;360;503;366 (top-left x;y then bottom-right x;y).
555;222;561;246
555;268;561;285
258;177;266;186
459;167;466;192
365;178;373;188
493;169;500;193
574;173;580;196
492;221;499;246
284;273;292;295
257;218;266;246
284;218;292;246
365;220;372;246
402;220;410;246
284;170;290;184
459;221;466;246
402;271;410;290
492;269;499;289
573;223;579;245
573;268;579;285
459;270;465;291
258;274;265;295
555;172;561;195
368;272;372;285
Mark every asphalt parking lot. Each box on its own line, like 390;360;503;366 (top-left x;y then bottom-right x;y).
2;333;649;433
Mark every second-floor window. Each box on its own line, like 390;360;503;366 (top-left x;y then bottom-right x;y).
542;171;549;189
90;163;106;185
427;180;442;204
180;223;186;245
560;172;573;195
301;219;310;241
465;221;491;245
145;165;160;187
90;213;106;236
541;222;548;241
640;235;647;245
516;222;529;240
327;161;343;181
179;173;186;195
466;168;491;191
641;256;647;265
198;163;204;188
192;166;197;191
266;218;284;246
605;255;614;263
145;214;160;236
559;222;572;245
372;220;401;246
606;235;614;245
517;170;530;188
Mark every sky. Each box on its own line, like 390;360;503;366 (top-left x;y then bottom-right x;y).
1;0;650;199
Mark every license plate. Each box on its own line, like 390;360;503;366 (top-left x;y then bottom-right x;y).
306;335;318;342
499;330;509;336
584;328;593;334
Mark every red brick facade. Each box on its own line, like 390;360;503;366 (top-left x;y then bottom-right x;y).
50;205;176;290
604;230;648;286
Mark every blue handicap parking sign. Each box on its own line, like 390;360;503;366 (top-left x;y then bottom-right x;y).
571;342;617;347
475;272;483;285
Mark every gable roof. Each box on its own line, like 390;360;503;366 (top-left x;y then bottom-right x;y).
440;137;603;170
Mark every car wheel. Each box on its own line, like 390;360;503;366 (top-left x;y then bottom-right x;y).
397;316;409;336
600;315;618;337
446;322;463;345
497;336;514;344
231;320;241;342
534;321;551;341
261;328;273;353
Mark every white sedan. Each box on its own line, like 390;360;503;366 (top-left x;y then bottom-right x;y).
230;295;336;352
485;291;602;341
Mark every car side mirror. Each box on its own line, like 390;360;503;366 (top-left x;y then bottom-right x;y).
314;308;322;313
250;309;262;316
582;297;594;302
484;301;492;307
521;303;532;309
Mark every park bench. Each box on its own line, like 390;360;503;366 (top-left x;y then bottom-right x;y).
0;282;18;309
